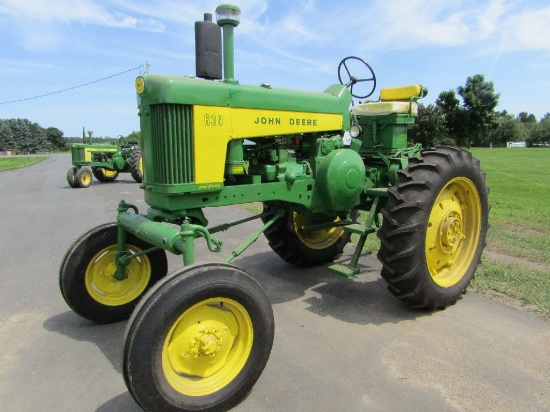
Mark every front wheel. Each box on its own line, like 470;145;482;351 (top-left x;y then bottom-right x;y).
75;167;93;188
123;263;274;412
377;146;489;309
67;167;78;188
59;223;168;323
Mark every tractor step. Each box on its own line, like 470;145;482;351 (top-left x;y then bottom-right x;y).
344;224;376;236
328;263;360;278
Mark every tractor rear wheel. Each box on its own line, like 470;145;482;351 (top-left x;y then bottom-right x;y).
59;223;168;323
377;146;489;309
123;263;274;412
130;149;143;183
92;166;119;182
75;167;93;188
67;167;78;188
262;205;356;266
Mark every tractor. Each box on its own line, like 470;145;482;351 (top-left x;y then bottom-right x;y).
66;129;143;188
59;4;489;412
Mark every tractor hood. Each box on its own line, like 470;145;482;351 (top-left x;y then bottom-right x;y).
136;75;352;126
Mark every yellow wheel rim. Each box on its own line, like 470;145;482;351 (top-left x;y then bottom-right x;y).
162;298;253;396
85;245;151;305
293;212;344;250
426;177;481;287
81;171;92;186
102;168;117;178
139;156;143;174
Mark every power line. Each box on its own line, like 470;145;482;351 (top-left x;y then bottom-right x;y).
0;64;144;105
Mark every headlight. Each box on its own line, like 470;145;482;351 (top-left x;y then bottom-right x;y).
135;77;145;95
350;124;362;138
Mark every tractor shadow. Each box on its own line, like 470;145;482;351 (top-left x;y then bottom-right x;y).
233;249;431;326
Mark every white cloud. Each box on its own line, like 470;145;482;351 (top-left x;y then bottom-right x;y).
498;7;550;52
0;0;165;31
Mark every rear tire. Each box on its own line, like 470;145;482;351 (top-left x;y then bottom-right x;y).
123;263;274;412
92;167;119;182
377;146;489;309
130;149;143;183
262;205;356;266
59;223;168;323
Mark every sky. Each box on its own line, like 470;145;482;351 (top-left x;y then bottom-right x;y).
1;0;550;138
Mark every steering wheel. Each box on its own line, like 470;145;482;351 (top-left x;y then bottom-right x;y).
337;56;377;99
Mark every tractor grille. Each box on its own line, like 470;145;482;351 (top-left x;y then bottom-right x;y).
150;104;194;184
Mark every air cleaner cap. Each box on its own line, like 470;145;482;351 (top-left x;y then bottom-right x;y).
216;4;241;27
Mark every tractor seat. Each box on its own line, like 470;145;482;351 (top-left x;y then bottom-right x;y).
352;84;427;116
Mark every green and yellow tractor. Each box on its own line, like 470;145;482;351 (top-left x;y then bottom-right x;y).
59;5;489;411
66;130;143;188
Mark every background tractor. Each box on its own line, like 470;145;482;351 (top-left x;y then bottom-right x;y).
66;129;143;188
59;4;489;412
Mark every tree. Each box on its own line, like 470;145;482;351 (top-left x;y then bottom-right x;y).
0;120;18;152
409;104;454;147
457;74;500;147
435;90;468;146
28;121;50;153
125;131;141;146
7;119;32;153
528;113;550;146
518;112;537;125
489;112;527;147
47;127;67;151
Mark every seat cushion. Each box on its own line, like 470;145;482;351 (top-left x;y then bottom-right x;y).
352;101;418;116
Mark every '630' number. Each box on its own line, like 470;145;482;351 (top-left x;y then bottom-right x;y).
204;114;224;126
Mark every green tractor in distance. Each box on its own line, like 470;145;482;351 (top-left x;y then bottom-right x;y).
66;129;143;188
59;4;489;412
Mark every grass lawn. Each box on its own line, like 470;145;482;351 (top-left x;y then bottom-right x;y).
0;156;48;171
468;148;550;315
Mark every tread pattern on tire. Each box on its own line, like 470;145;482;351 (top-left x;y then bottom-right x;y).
130;149;143;183
377;146;489;310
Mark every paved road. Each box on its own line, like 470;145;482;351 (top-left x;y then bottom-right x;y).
1;155;549;412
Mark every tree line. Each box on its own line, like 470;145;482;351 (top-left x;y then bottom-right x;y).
0;119;66;153
0;118;141;153
409;74;550;148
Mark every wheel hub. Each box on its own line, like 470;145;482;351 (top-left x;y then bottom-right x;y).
85;245;151;306
190;326;224;358
162;297;254;396
199;334;220;355
440;211;462;251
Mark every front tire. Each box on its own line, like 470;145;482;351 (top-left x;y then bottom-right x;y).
59;223;168;323
123;263;274;412
377;146;489;309
67;167;78;188
75;167;93;188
